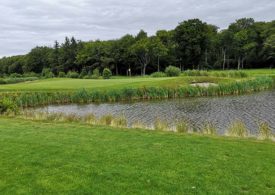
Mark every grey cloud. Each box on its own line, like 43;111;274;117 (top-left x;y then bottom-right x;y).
0;0;274;57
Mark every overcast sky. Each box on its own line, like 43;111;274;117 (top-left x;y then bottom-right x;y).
0;0;274;57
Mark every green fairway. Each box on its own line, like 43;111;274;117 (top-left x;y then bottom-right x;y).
0;76;233;92
0;117;274;194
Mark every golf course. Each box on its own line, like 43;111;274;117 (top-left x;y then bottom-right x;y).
0;69;275;194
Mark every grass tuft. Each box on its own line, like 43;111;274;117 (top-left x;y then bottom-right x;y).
227;121;249;137
176;120;190;133
258;121;272;140
154;118;169;131
201;122;217;135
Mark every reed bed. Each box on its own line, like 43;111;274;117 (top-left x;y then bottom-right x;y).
1;77;272;108
17;111;274;140
184;70;249;78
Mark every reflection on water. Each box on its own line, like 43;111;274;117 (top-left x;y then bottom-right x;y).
35;90;275;134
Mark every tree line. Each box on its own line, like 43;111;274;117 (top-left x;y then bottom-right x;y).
0;18;274;77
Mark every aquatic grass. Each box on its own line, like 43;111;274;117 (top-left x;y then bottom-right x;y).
16;110;275;141
211;71;248;78
131;120;147;129
0;77;272;108
184;70;209;77
227;121;249;138
201;122;217;135
112;116;127;128
258;121;272;140
99;115;114;126
154;118;169;131
176;120;190;133
83;114;97;125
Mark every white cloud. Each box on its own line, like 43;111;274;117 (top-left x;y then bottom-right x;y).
0;0;274;57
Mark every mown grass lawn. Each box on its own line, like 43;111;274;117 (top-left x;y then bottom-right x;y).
1;68;274;92
0;117;274;194
0;76;238;92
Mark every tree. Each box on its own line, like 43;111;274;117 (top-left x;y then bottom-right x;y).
229;18;256;69
219;30;234;69
174;19;209;69
151;36;168;72
263;34;275;67
24;47;52;73
130;36;166;75
49;40;60;74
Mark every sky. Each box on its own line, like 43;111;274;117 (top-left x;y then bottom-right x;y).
0;0;274;57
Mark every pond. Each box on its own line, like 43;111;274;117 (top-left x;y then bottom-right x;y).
35;90;275;135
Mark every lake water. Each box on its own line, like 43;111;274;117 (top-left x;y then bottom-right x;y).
36;90;275;135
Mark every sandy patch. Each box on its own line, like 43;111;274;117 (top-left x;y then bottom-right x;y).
190;82;218;87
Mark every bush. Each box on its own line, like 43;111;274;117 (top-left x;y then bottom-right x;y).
91;68;100;79
103;68;112;79
2;77;39;84
41;68;54;78
67;71;79;78
83;75;91;79
23;72;39;77
0;79;7;84
0;98;18;114
151;72;167;78
165;66;181;77
9;73;22;78
79;69;88;78
58;72;66;78
184;70;209;76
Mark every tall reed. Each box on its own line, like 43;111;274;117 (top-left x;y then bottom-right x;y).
258;122;272;140
1;77;272;108
226;121;249;137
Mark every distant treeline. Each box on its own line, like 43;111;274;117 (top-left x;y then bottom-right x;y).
0;18;274;76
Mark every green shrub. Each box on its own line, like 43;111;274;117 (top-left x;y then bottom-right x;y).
0;98;18;114
103;68;112;79
23;72;39;77
165;66;181;77
9;73;22;78
151;72;167;78
41;68;54;78
80;69;88;78
83;75;91;79
184;70;209;76
58;72;66;78
3;77;39;84
67;71;79;78
91;68;100;79
0;79;7;84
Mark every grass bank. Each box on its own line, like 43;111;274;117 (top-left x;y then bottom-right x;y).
6;77;273;107
0;117;274;194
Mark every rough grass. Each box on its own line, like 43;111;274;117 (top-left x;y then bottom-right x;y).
0;117;274;194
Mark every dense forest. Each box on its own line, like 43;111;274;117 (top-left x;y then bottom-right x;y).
0;18;274;76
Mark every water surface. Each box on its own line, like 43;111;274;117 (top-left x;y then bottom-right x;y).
36;90;275;134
